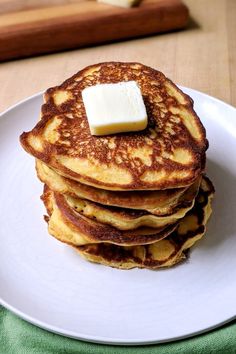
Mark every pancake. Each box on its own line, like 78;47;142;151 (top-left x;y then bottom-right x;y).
64;194;194;230
56;178;200;230
42;186;178;246
20;62;207;191
76;176;214;269
36;160;200;216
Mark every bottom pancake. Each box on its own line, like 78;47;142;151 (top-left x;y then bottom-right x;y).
75;176;214;269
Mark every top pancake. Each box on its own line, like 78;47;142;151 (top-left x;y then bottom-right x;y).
20;62;207;191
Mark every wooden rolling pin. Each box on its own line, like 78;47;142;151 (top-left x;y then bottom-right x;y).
0;0;189;61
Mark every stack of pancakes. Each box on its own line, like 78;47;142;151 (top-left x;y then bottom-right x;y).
20;62;214;270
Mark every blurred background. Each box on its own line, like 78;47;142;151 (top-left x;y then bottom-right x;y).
0;0;235;111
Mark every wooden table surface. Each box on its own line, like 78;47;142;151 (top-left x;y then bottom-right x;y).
0;0;235;113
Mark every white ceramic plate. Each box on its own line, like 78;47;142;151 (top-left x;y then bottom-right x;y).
0;87;236;345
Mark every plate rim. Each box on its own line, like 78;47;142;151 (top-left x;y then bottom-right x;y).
1;86;236;119
1;297;235;346
0;86;235;345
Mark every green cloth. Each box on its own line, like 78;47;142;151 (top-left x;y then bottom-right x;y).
0;306;235;354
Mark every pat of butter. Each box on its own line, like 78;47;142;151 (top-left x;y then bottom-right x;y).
82;81;148;136
98;0;139;8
